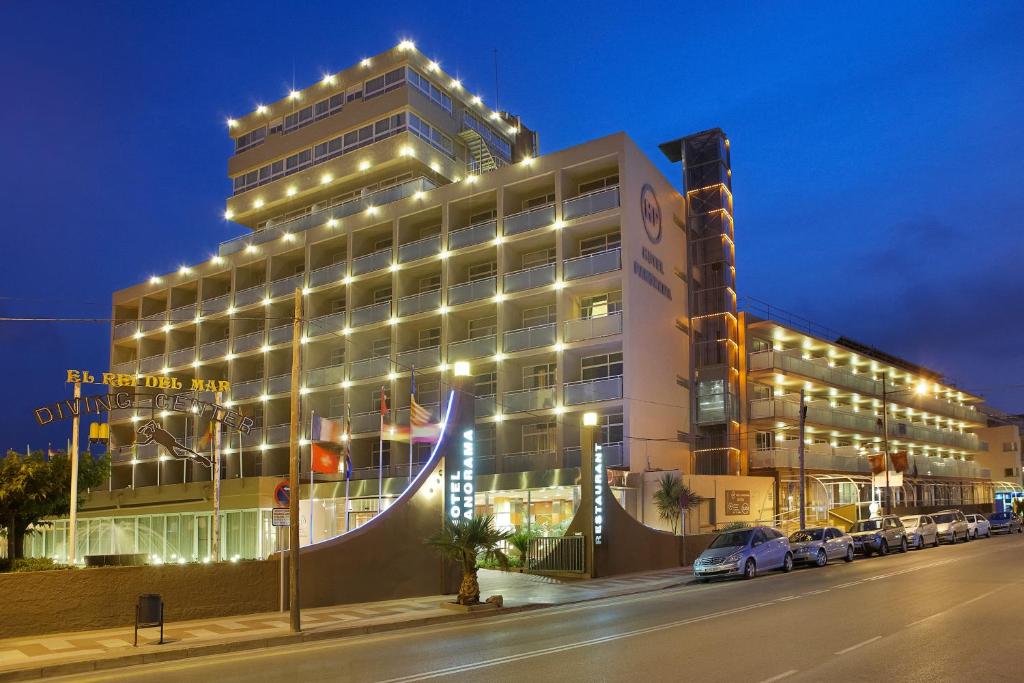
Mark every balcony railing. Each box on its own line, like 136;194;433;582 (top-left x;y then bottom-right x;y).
352;248;392;276
140;311;165;332
167;347;195;368
139;354;164;373
751;447;983;479
309;261;347;287
112;360;136;375
266;424;290;445
749;351;878;396
268;323;292;345
306;364;344;387
200;339;228;360
448;277;496;305
202;294;231;315
563;442;627;469
233;329;265;353
503;204;555;236
351;411;382;434
502;451;558;473
448;335;496;360
308;311;346;337
231;378;263;400
562;186;620;221
448;219;496;250
351;301;391;327
398;234;441;263
564;375;623;405
503;263;555;293
113;321;137;339
240;429;263;448
564;247;621;281
350;355;391;380
504;323;556;353
751;398;882;435
270;273;304;298
475;394;496;417
219;177;435;256
564;311;623;343
169;303;196;323
234;284;266;307
889;421;980;451
397;346;441;370
397;289;441;316
267;373;291;394
504;386;557;413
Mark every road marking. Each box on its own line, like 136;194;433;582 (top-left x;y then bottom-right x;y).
804;588;830;595
906;588;1001;628
834;635;881;655
775;595;799;602
759;670;798;683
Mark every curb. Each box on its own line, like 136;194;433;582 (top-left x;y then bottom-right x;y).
0;572;692;681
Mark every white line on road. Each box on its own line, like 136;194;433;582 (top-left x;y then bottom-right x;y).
905;588;1001;628
834;635;881;656
758;670;798;683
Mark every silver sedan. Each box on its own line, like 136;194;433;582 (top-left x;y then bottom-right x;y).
900;514;939;549
787;526;855;566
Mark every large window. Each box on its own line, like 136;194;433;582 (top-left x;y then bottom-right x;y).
235;126;267;153
408;112;455;158
523;422;556;453
524;363;556;389
579;291;622;319
581;352;623;380
579;232;621;256
468;315;497;339
407;68;453;114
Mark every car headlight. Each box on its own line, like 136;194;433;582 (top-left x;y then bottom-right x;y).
725;552;743;563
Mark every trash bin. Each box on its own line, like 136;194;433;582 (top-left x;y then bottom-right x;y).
135;594;164;646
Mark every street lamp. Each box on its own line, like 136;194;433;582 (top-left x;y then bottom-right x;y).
878;377;930;514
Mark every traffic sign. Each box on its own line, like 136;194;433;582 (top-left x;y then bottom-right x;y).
272;508;290;527
273;481;290;507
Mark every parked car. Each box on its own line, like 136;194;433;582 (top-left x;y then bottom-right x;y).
987;511;1023;535
932;510;970;543
965;513;992;539
694;526;793;581
848;515;908;556
788;527;855;566
900;514;939;549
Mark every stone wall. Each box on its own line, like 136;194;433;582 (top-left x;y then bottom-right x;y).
0;560;277;638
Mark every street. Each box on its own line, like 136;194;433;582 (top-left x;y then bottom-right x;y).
56;533;1024;682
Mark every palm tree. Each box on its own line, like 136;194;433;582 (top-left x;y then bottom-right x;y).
427;515;511;605
507;529;534;568
653;474;683;534
678;483;703;560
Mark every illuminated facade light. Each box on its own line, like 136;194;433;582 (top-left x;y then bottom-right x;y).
322;73;336;85
439;250;449;259
390;262;400;272
361;58;371;67
253;199;264;209
429;161;441;173
261;345;270;353
427;60;440;71
341;380;351;388
262;297;272;306
453;361;471;377
553;342;564;352
192;360;201;368
259;394;268;402
226;307;236;316
554;405;566;415
494;293;505;303
494;412;503;422
282;232;295;242
321;173;334;185
211;255;224;265
289;89;301;100
226;118;238;128
341;326;351;335
149;276;161;285
450;79;462;90
162;324;171;333
520;155;534;165
388;371;397;380
389;316;399;325
582;412;599;426
286;186;297;197
438;305;448;315
366;206;378;216
301;287;311;295
256;104;268;115
553;219;565;230
471;95;482;106
327;218;339;228
245;244;258;254
358;160;371;171
494;352;505;362
133;331;142;340
553;280;565;290
399;145;413;156
398;39;416;51
223;209;234;220
489;111;501;121
413;191;424;200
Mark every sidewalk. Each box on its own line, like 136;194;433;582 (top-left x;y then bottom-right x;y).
0;567;691;681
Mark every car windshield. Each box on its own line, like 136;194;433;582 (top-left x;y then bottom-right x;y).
932;513;955;524
709;530;752;549
789;529;823;542
851;520;882;532
900;516;920;527
989;512;1010;520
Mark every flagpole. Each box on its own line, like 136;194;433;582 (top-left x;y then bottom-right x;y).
309;410;315;545
378;385;384;515
409;365;415;479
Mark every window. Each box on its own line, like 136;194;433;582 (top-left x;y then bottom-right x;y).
461;111;512;160
467;261;497;281
522;422;556;452
418;327;440;348
579;291;622;319
469;209;497;224
524;363;556;389
578;175;619;194
468;315;496;339
1006;468;1016;477
755;431;773;451
235;126;267;153
523;193;555;210
372;286;392;304
407;68;453;114
330;298;346;314
600;412;623;444
416;379;440;405
522;305;556;328
371;338;391;357
581;352;623;380
476;371;497;397
371;441;391;467
418;274;441;292
329;346;345;366
373;236;393;250
579;232;621;256
477;423;495;457
408;112;455;158
521;247;556;269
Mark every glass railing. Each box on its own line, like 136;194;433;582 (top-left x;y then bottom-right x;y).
231;379;263;400
504;386;557;413
113;321;137;339
167;347;195;368
200;339;228;360
889;421;980;451
562;186;620;221
752;447;983;479
448;277;496;305
350;356;391;380
503;203;555;236
234;284;266;307
398;234;441;263
309;261;347;287
564;248;621;281
564;311;623;342
219;177;436;256
240;429;263;448
750;398;880;434
504;323;556;352
351;411;382;434
139;355;164;373
397;289;441;316
267;374;291;394
112;361;136;375
169;304;196;324
502;451;558;473
140;312;165;332
268;324;292;345
233;330;265;353
563;442;626;469
448;219;496;250
270;273;304;298
749;351;878;396
397;346;440;370
308;311;346;337
351;301;391;327
352;248;393;276
202;294;231;315
306;365;344;387
265;424;290;445
564;375;623;405
448;335;496;360
504;263;555;293
475;394;496;417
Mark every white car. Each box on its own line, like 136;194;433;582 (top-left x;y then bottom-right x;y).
965;513;991;539
900;514;939;549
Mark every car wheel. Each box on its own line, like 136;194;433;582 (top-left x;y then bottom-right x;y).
743;558;757;580
782;553;794;573
879;540;889;556
900;537;908;553
950;532;957;545
933;535;940;547
815;549;827;567
917;536;924;550
845;545;854;562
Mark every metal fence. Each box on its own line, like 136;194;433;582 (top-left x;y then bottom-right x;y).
526;534;586;574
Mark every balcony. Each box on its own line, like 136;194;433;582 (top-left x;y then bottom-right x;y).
233;330;265;353
448;220;496;250
220;177;436;256
564;312;622;343
240;429;263;448
350;355;391;380
270;274;304;298
351;301;391;327
889;421;981;451
268;323;292;346
167;347;195;368
140;311;165;333
112;360;136;375
503;204;555;236
751;447;983;479
200;339;228;360
139;354;164;373
397;346;441;370
309;262;347;288
266;424;290;445
352;248;392;276
235;284;266;308
395;403;440;424
267;373;291;394
562;186;620;221
905;393;981;424
351;411;381;434
398;234;441;263
563;442;627;469
749;351;878;396
202;293;231;315
750;398;880;435
169;303;196;324
503;263;555;293
475;394;496;417
502;451;558;473
232;378;263;400
564;248;621;281
397;289;441;316
504;386;557;413
564;375;623;405
448;277;496;305
448;335;496;360
308;311;346;337
114;321;137;339
504;323;556;353
306;365;344;387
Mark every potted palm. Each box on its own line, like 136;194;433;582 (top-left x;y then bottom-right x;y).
427;514;511;607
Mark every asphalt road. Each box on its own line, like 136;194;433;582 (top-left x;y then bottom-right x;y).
56;532;1024;682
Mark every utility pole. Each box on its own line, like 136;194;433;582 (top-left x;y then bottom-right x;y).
881;377;892;515
212;391;222;562
68;381;81;564
288;288;302;632
798;388;806;530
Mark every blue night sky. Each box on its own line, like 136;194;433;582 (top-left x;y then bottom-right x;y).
1;1;1022;450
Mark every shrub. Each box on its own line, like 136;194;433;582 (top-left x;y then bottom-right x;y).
6;557;68;573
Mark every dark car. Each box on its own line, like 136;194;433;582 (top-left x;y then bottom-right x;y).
848;515;908;556
987;511;1023;535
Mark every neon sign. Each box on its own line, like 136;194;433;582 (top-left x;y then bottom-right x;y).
448;429;475;520
593;443;604;544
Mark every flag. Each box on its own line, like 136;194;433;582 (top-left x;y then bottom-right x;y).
342;453;352;480
409;397;440;444
867;453;885;475
311;443;342;474
311;414;345;443
381;423;411;442
890;451;908;473
380;385;389;418
196;421;215;451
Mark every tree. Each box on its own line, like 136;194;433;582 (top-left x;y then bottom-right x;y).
427;515;511;605
507;529;535;568
653;474;683;534
0;450;109;560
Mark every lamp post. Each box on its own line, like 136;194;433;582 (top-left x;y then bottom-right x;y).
878;377;929;515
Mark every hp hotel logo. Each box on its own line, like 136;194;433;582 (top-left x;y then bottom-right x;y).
640;183;662;244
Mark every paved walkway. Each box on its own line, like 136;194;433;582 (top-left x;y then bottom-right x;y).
0;567;691;680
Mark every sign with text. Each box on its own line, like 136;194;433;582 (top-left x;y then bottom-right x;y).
443;382;477;522
724;490;751;516
271;508;290;527
593;443;604;544
66;369;230;392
